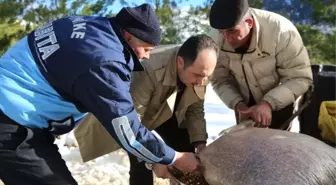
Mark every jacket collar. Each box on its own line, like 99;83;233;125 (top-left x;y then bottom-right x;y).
109;18;144;71
154;47;180;86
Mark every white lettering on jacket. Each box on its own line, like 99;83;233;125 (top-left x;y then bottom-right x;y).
71;17;87;39
35;23;60;60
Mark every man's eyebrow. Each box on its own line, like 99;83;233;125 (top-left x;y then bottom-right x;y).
227;28;237;32
221;28;236;33
193;72;206;77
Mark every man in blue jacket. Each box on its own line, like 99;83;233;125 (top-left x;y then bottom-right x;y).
0;3;199;185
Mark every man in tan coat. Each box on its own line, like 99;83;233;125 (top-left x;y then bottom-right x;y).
208;0;313;129
74;34;219;184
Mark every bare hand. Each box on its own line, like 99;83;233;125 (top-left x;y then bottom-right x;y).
239;101;272;127
152;164;180;185
195;143;206;155
235;102;250;122
172;152;200;173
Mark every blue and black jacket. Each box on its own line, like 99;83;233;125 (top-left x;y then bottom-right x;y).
0;16;175;165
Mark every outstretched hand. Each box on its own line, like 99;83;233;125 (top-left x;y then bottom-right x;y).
152;164;180;185
194;143;206;155
173;152;200;173
235;102;250;122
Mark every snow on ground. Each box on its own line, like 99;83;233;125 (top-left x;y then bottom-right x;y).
0;85;300;185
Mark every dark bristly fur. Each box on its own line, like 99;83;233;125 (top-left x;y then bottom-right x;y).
171;128;336;185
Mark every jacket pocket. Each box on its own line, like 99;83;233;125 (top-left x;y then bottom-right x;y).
0;113;29;151
250;56;276;80
0;127;28;151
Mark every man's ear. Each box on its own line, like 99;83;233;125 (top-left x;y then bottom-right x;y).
177;56;184;69
124;31;133;42
245;17;254;29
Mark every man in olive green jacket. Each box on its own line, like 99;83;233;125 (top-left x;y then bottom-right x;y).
74;34;218;185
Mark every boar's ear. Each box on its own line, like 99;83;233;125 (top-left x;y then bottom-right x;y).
218;119;255;137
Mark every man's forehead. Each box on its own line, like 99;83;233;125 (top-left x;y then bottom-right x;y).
220;26;239;32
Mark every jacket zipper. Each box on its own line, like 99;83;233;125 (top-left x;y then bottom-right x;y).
241;57;256;106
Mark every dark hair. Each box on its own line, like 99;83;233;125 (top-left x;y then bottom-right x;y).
177;34;219;68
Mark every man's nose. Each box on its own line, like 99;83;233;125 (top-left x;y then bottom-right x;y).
143;52;150;60
139;53;149;60
195;77;208;86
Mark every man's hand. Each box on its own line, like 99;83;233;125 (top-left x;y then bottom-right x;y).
194;142;206;155
172;152;200;173
152;164;180;185
235;102;250;122
240;101;272;127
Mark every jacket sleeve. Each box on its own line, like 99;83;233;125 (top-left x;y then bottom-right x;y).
184;98;208;143
208;29;244;110
263;30;313;111
130;69;155;121
72;61;176;165
210;56;244;109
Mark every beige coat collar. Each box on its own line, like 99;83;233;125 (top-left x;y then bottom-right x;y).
154;48;179;86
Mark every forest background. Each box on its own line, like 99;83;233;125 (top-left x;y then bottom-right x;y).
0;0;335;64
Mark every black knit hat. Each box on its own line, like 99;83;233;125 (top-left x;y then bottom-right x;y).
210;0;249;29
115;3;162;46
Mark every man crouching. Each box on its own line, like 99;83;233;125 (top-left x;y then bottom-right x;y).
74;34;219;184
